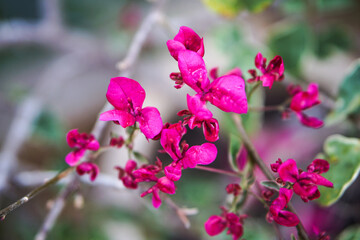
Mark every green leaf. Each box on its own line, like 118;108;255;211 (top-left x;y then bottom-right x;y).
260;180;280;191
133;151;149;164
326;60;360;125
269;24;309;75
314;27;350;59
242;0;274;13
33;110;64;144
202;0;244;17
338;225;360;240
316;135;360;206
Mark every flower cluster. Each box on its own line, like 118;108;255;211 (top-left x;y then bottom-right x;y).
267;158;333;227
204;207;246;240
284;83;324;128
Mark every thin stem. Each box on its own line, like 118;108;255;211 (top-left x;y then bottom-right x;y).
247;82;261;100
231;113;310;240
0;167;74;220
195;166;240;178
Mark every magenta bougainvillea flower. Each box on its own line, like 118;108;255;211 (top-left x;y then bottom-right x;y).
99;77;163;139
205;208;245;240
177;50;248;114
273;159;333;202
178;94;219;142
248;52;284;89
167;26;204;61
76;162;100;181
286;83;324;128
141;176;176;208
267;188;300;227
65;129;100;166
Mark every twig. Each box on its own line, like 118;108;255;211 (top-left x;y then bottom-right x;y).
0;167;74;220
231;113;310;240
195;165;240;178
164;197;198;229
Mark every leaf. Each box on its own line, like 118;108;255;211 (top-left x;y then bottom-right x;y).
202;0;244;17
316;135;360;206
338;225;360;240
33;110;64;143
269;24;309;75
133;151;149;164
326;60;360;125
260;180;280;191
314;27;350;59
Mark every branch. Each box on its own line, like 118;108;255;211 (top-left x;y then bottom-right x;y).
231;113;310;240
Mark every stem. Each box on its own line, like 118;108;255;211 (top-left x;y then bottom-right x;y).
231;113;310;240
0;167;74;220
247;82;261;100
195;166;240;178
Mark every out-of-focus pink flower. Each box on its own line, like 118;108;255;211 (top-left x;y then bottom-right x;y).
167;26;204;61
248;52;284;89
65;129;100;166
205;208;245;240
226;183;241;196
287;83;323;128
277;159;333;202
110;136;125;148
99;77;163;139
267;188;299;227
76;162;99;181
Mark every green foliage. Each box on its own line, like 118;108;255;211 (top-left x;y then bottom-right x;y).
242;220;274;240
202;0;273;17
338;225;360;240
260;180;279;191
314;27;350;59
33;110;64;144
326;60;360;125
315;0;355;12
316;135;360;206
269;24;309;75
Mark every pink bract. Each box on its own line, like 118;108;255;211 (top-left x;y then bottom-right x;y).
167;26;204;61
76;162;99;181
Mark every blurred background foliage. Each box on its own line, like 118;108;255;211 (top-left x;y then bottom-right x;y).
0;0;359;239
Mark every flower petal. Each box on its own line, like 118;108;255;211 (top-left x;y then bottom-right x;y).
274;210;300;227
106;77;145;110
99;109;135;128
182;143;217;169
187;94;213;120
295;112;324;129
65;149;85;166
278;159;299;183
204;215;226;236
207;75;248;114
178;50;209;93
137;107;163;139
76;162;99;181
173;26;204;56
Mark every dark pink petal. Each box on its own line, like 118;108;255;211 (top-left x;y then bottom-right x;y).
166;39;186;60
99;109;135;128
76;162;99;181
270;158;283;173
278;159;299;183
293;181;319;202
86;136;100;151
125;160;137;174
210;67;219;80
160;128;183;161
270;188;293;216
151;188;162;208
273;210;300;227
178;50;209;93
226;183;241;196
65;149;86;166
173;26;204;56
267;56;284;76
255;52;266;72
182;143;217;169
106;77;145;110
132;168;158;182
203;118;219;142
137;107;163;139
164;163;182;181
187;94;213;120
66;129;80;148
307;159;330;174
236;147;248;171
204;215;226;236
260;74;277;89
295;112;324;129
227;221;243;240
157;176;176;194
290;83;321;112
122;175;138;189
207;75;248;114
300;172;333;188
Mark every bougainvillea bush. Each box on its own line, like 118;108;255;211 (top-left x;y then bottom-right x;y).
1;1;360;240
